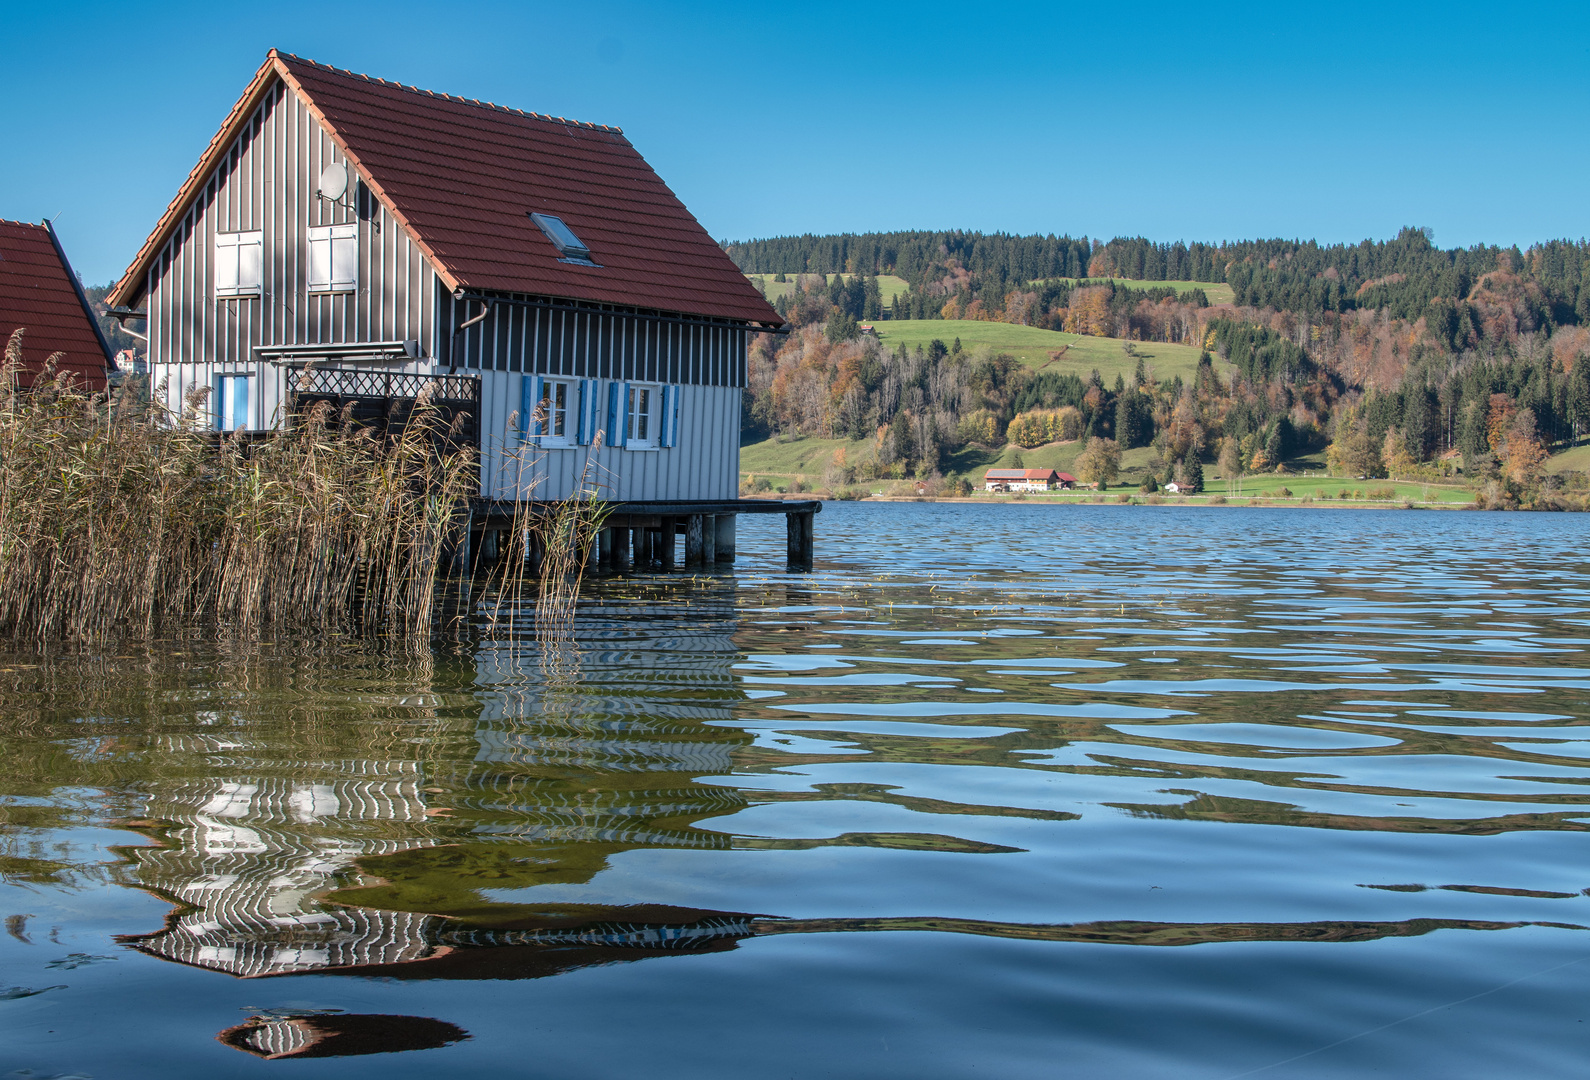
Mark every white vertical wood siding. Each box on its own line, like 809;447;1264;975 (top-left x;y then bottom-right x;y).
478;378;739;501
145;81;437;427
449;296;747;502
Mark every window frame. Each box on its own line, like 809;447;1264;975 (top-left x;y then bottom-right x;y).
214;230;263;298
307;222;358;293
625;382;659;449
526;376;575;447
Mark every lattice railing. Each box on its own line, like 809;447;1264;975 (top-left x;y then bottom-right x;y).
287;367;480;404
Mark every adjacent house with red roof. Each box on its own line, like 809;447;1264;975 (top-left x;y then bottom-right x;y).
106;50;783;514
983;468;1076;492
0;219;114;391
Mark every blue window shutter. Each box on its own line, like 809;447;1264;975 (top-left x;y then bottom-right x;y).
607;381;627;448
575;379;591;445
521;375;543;441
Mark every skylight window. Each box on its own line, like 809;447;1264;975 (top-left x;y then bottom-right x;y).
529;212;600;266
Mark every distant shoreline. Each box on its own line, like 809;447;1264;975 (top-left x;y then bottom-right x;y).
738;494;1476;510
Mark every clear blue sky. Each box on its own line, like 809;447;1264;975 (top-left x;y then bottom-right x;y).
2;0;1586;285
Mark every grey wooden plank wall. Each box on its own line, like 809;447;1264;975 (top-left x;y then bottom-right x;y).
441;293;747;388
146;79;436;428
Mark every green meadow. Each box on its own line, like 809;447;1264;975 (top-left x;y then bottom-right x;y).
746;273;911;305
868;320;1224;383
1546;443;1590;473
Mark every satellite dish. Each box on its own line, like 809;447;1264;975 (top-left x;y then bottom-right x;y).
318;162;348;200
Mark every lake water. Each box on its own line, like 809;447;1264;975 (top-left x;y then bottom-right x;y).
1;503;1587;1078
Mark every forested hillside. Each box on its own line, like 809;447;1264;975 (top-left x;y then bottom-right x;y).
731;228;1590;508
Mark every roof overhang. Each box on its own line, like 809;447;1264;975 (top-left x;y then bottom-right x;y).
256;340;421;363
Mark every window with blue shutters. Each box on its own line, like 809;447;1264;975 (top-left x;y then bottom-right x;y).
521;375;572;446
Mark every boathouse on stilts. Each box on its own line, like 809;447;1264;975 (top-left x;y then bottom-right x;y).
105;49;818;572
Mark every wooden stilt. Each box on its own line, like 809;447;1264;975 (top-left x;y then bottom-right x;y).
786;510;814;570
598;527;612;569
635;526;652;568
659;517;677;571
612;527;631;571
685;514;704;567
714;513;736;562
702;514;716;565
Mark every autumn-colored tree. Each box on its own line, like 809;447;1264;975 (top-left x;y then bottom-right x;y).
1325;407;1383;479
956;410;999;445
1485;393;1517;455
1064;287;1111;336
1075;437;1121;486
1003;290;1039;326
1502;408;1547;485
1382;426;1416;479
1217;436;1244;494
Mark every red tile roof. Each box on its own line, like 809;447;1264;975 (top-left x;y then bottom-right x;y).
110;51;782;328
0;220;112;390
985;468;1061;480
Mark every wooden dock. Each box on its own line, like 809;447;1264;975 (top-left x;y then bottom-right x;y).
470;498;822;572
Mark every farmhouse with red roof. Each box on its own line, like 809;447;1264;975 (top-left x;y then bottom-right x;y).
983;468;1077;492
0;219;114;391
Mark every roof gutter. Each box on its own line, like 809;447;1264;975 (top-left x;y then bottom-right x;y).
450;290;788;336
106;306;149;342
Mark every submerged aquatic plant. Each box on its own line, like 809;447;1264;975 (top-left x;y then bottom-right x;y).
0;329;479;644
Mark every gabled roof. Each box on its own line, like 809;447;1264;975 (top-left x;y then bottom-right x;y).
985;468;1061;480
0;219;113;390
110;51;782;328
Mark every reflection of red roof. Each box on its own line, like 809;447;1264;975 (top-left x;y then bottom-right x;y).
0;220;112;390
111;51;783;328
985;469;1060;480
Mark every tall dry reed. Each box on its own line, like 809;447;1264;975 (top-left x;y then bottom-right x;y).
0;329;478;645
478;412;610;680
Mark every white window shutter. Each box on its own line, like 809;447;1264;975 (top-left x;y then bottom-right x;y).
331;225;357;286
308;232;331;287
215;233;239;292
237;233;262;290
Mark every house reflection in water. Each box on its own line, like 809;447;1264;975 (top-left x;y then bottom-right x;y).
118;589;758;980
119;739;443;976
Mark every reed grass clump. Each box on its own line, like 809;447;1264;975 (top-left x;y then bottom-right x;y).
0;329;478;645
